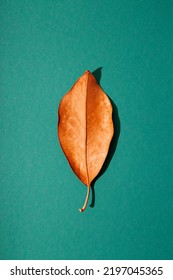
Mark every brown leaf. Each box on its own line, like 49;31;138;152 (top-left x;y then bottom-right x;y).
58;70;114;212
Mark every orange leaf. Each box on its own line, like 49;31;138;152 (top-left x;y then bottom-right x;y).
58;70;114;212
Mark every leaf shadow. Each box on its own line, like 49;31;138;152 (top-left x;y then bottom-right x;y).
90;67;121;208
92;67;102;85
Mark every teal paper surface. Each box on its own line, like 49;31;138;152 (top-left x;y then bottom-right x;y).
0;0;173;260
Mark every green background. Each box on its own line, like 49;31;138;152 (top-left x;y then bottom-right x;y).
0;0;173;260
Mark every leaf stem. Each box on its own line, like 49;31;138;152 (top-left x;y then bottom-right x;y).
79;185;90;212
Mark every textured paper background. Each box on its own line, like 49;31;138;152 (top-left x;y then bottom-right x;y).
0;0;173;260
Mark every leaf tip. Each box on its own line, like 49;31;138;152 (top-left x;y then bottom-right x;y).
85;70;91;75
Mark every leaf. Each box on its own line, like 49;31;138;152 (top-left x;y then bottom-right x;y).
58;70;114;212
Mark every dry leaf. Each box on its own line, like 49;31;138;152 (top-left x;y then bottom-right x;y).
58;70;114;212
